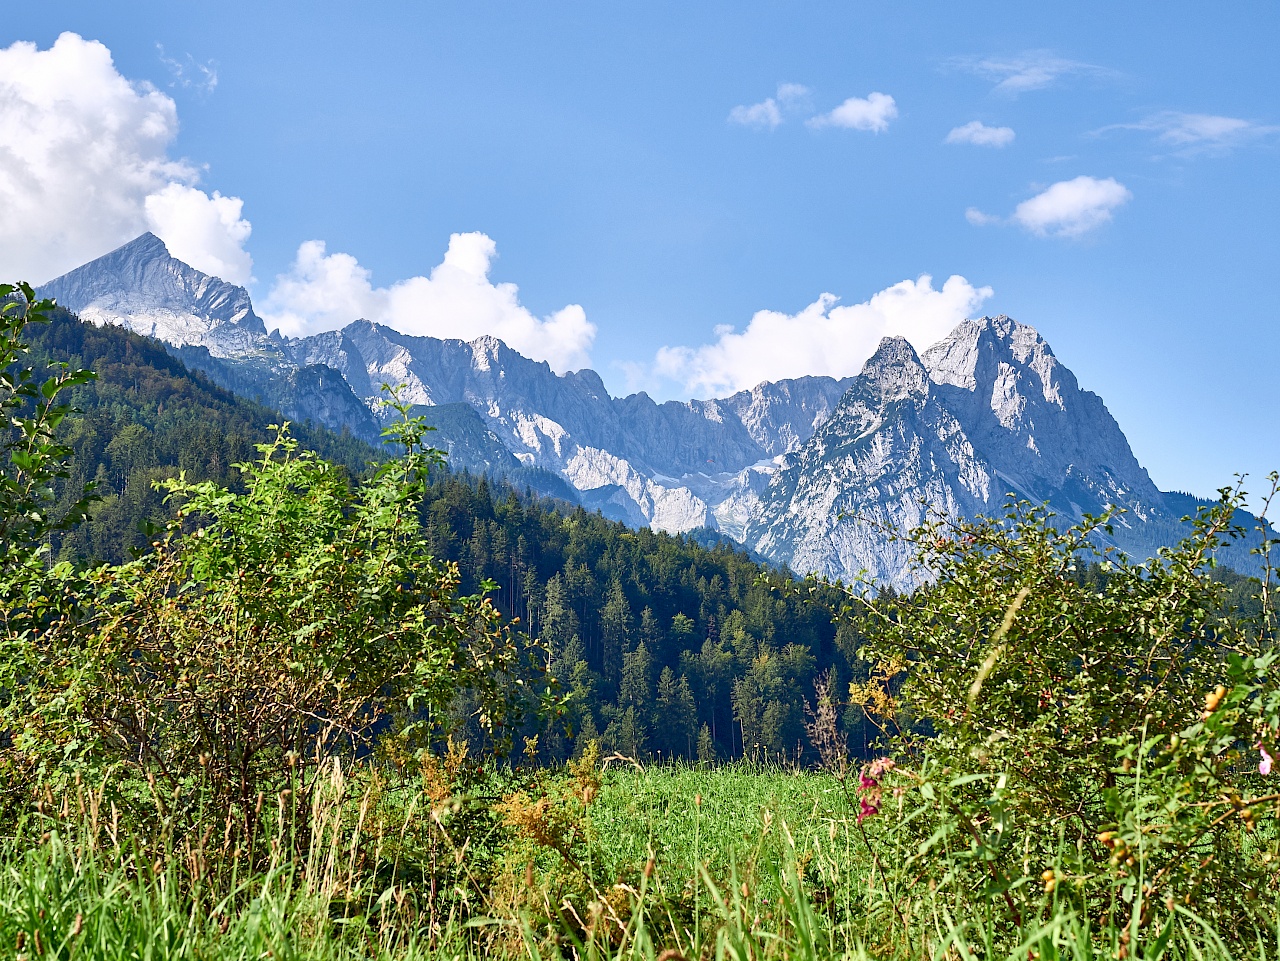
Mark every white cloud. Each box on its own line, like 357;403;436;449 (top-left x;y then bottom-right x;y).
808;92;897;132
0;32;251;284
654;274;992;397
775;83;811;108
950;51;1114;96
965;176;1131;237
965;207;1001;227
262;241;384;335
1012;176;1131;237
262;232;597;373
144;184;252;284
729;98;782;129
946;120;1015;147
728;83;811;129
1099;111;1278;154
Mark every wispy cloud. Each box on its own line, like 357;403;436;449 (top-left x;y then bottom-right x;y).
807;92;897;132
945;121;1015;147
157;44;218;94
949;50;1115;96
1097;111;1278;154
964;207;1001;227
967;176;1132;238
728;83;810;130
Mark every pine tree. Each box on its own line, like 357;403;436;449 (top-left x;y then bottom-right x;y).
618;641;653;711
599;577;632;690
574;713;600;759
638;606;663;652
675;673;698;758
540;573;580;673
607;706;647;759
697;723;716;766
654;666;697;758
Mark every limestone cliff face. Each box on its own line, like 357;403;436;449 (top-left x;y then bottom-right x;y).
745;337;989;588
44;238;1261;583
41;233;269;356
39;234;379;442
41;237;847;532
920;316;1162;519
285;320;849;532
741;317;1249;588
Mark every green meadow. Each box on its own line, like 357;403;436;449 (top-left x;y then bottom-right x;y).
2;760;1277;960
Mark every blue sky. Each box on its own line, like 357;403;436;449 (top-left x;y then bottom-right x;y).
3;1;1278;502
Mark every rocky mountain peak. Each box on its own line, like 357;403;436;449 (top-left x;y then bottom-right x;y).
106;230;168;265
923;315;1068;410
40;232;268;355
855;336;932;405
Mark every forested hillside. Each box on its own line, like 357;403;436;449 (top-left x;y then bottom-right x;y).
31;311;863;763
419;472;859;761
27;310;374;562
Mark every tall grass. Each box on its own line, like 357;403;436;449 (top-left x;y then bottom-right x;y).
2;761;1274;960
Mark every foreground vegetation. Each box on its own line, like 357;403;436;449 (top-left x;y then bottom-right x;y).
2;285;1278;958
4;760;1278;960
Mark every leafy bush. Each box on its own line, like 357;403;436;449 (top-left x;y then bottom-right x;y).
0;285;100;824
846;497;1280;946
1;288;538;853
0;285;98;564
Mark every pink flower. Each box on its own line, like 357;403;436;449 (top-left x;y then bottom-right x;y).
867;757;896;779
1259;743;1274;777
855;757;895;823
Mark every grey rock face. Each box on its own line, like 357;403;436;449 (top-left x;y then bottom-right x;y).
743;317;1257;587
45;239;1260;584
920;316;1162;518
41;236;385;444
41;236;848;531
41;234;269;356
285;319;850;531
745;337;989;588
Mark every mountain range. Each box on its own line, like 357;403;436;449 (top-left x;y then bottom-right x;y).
40;233;1263;586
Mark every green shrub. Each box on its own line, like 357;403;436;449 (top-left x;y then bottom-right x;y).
0;284;539;856
845;497;1280;946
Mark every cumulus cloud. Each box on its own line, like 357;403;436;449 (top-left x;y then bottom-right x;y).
949;50;1114;96
261;232;596;373
808;92;897;132
0;32;252;284
966;176;1131;238
1098;111;1278;154
654;274;992;397
945;120;1015;147
145;184;252;283
728;83;811;129
1012;176;1131;237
